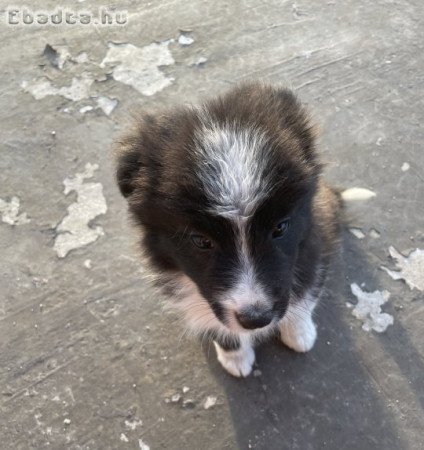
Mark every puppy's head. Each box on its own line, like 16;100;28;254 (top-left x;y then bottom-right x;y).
116;82;321;333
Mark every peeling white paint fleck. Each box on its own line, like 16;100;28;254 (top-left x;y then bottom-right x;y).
45;45;71;70
75;52;89;64
79;105;93;114
178;34;194;46
53;163;107;258
100;41;175;96
0;196;30;225
44;44;88;68
349;283;393;333
189;56;208;66
369;229;380;239
171;393;181;403
22;74;93;102
349;227;365;239
203;396;217;409
341;187;376;201
401;162;410;172
125;418;142;430
96;96;118;115
381;246;424;291
138;439;150;450
120;433;129;443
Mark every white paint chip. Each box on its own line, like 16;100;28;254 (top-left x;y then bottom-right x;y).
96;96;118;115
350;283;393;333
53;163;107;258
341;187;376;202
84;259;92;269
401;162;410;172
381;246;424;291
124;418;142;430
120;433;129;443
182;386;190;393
100;41;175;96
369;229;380;239
189;56;208;66
178;34;194;46
44;44;88;68
46;45;71;70
171;394;181;403
22;74;94;102
0;196;30;225
203;396;217;409
138;439;150;450
196;56;207;65
75;52;89;64
349;227;365;239
79;105;93;114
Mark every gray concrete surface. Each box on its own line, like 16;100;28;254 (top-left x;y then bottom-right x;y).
1;0;423;449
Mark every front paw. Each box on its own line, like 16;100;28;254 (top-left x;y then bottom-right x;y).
280;316;317;353
213;341;255;377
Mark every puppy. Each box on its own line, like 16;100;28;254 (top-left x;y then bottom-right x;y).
115;82;342;377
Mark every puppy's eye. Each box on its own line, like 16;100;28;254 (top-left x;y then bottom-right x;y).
272;220;290;239
191;234;213;249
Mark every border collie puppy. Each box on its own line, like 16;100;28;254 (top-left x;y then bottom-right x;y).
115;82;342;377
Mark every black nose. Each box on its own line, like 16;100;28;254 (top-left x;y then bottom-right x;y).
236;308;273;330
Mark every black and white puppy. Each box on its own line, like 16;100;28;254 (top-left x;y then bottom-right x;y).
115;82;342;377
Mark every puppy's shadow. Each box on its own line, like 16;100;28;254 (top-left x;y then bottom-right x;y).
204;231;415;450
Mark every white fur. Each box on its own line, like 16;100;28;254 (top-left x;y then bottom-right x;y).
195;124;275;321
166;275;276;342
280;295;318;352
166;275;227;338
195;123;269;219
221;214;272;322
214;336;255;377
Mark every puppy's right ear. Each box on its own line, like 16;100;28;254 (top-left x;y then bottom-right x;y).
115;133;143;198
114;116;158;199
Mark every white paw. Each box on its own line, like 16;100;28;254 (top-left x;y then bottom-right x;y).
213;341;255;377
280;315;317;353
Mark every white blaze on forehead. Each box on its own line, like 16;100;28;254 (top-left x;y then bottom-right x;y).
196;123;272;313
196;124;269;218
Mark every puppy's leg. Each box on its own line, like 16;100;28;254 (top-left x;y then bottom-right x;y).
213;335;255;377
280;295;318;353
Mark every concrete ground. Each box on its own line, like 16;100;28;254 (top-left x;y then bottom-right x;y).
1;0;423;449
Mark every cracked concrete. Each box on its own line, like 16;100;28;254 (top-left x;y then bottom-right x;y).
1;0;423;449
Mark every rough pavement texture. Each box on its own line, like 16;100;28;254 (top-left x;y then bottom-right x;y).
1;1;423;449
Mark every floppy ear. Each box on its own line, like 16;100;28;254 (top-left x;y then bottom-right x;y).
114;115;158;199
115;136;143;198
